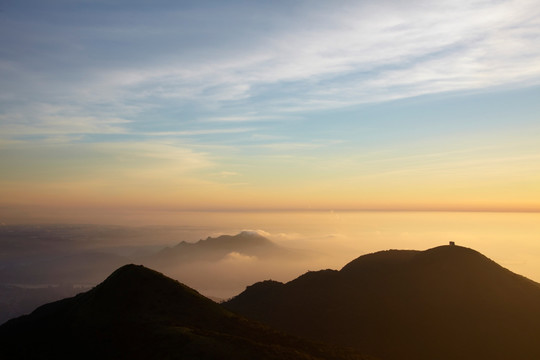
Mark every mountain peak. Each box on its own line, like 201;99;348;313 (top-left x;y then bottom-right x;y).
146;230;295;270
340;249;419;273
202;231;274;246
12;264;229;329
99;263;175;285
238;230;267;237
101;263;159;283
340;244;496;275
418;243;486;259
78;264;230;326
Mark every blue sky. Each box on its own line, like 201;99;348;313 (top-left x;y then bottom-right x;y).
1;0;540;213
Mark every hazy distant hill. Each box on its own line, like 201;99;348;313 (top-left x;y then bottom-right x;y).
146;230;299;265
224;245;540;360
0;284;87;325
0;224;201;286
0;251;130;284
0;264;369;360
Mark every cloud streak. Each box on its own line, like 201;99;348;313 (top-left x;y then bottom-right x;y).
3;0;540;124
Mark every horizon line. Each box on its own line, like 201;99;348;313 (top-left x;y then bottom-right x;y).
158;207;540;214
2;204;540;215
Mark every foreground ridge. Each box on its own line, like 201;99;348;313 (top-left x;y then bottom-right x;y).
0;264;368;360
225;245;540;360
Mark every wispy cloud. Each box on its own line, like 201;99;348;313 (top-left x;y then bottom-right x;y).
0;114;130;137
139;128;255;137
214;171;240;178
202;115;283;123
0;103;131;138
3;0;539;127
111;0;540;109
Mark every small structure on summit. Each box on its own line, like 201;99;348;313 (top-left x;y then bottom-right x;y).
449;241;455;246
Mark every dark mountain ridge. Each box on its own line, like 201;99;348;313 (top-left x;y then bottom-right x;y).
225;244;540;360
0;264;368;360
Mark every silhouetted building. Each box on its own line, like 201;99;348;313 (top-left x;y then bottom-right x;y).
449;241;455;246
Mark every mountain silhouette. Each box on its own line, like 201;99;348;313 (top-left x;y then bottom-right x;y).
224;244;540;360
146;230;297;265
0;264;369;360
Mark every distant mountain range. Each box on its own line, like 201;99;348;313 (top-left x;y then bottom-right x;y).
146;230;300;265
224;245;540;360
0;264;368;360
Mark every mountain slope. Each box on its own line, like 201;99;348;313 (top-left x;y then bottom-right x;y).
224;245;540;360
0;264;369;360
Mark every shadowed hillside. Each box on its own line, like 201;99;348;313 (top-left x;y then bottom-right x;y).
225;244;540;360
0;264;369;360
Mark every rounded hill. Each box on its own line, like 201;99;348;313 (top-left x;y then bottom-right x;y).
225;244;540;360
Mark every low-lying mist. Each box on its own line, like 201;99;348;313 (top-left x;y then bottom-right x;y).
2;210;540;323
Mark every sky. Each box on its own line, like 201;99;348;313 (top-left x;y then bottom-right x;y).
1;0;540;218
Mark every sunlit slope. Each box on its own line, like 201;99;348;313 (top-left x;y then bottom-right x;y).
225;245;540;360
0;264;368;360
